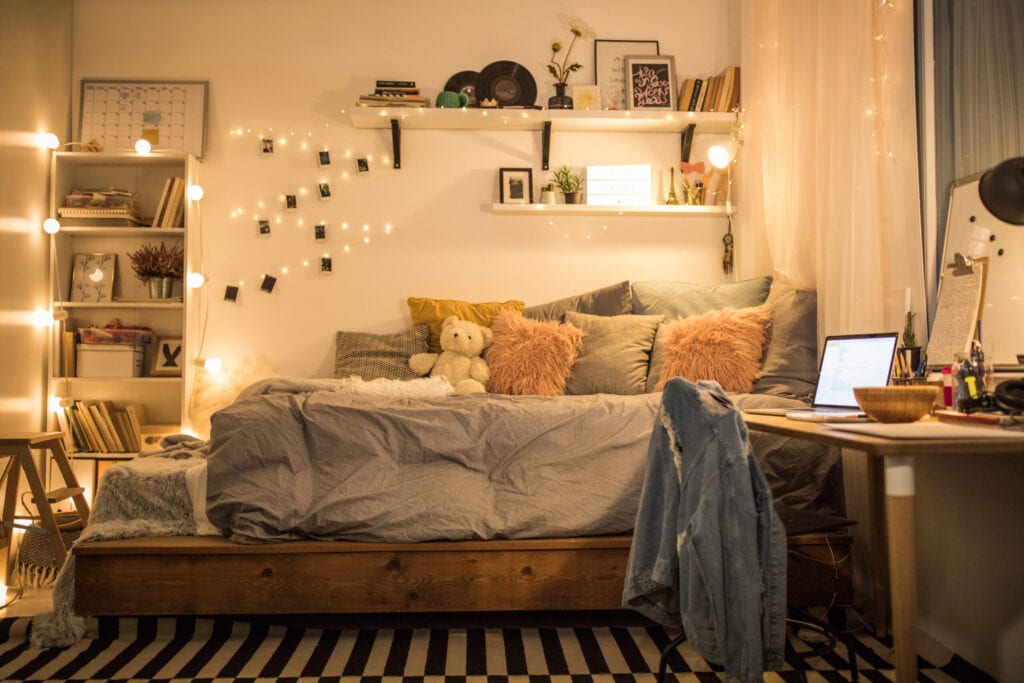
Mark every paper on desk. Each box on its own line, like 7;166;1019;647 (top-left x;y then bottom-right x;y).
826;421;1024;439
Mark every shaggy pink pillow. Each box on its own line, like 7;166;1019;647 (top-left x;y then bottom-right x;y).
656;305;772;393
485;310;583;395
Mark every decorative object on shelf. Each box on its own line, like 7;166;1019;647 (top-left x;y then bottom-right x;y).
70;253;116;303
540;183;557;205
435;91;470;108
585;164;651;206
680;162;705;205
127;241;183;300
624;55;677;110
499;168;534;204
150;337;183;377
571;84;600;110
899;309;922;373
545;16;595;110
666;167;680;205
593;39;659;110
552;165;583;204
444;70;480;107
476;61;538;108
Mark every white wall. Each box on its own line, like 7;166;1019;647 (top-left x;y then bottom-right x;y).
71;0;740;379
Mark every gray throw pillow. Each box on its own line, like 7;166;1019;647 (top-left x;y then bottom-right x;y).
334;325;429;380
564;311;663;395
751;281;818;399
523;281;632;321
631;276;772;318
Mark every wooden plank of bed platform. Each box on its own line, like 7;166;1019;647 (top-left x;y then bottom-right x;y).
73;535;634;616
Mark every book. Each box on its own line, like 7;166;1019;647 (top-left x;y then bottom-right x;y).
677;79;694;112
703;75;722;112
124;404;147;451
693;78;709;112
110;407;138;451
376;80;416;88
151;177;174;227
62;406;88;452
725;65;741;112
161;177;185;228
74;401;105;452
686;78;703;111
96;401;126;452
61;331;76;377
89;403;120;452
53;407;78;453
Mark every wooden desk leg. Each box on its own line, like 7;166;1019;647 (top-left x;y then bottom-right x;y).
867;455;889;638
884;455;917;683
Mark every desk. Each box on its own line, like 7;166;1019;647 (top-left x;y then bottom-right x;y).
742;413;1024;683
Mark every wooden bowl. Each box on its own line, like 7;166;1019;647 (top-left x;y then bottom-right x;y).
853;385;941;423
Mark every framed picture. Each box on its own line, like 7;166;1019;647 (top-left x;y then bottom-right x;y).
150;338;183;377
79;79;208;157
70;253;116;303
572;84;601;111
625;55;677;110
594;39;659;110
499;167;533;204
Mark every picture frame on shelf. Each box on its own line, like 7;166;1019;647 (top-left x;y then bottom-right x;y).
571;84;601;110
78;79;209;157
70;253;116;303
624;55;677;111
594;39;659;110
498;168;533;204
150;338;183;377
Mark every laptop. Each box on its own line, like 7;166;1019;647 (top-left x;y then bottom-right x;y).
745;332;899;422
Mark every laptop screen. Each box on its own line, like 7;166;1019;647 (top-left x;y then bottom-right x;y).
813;333;899;408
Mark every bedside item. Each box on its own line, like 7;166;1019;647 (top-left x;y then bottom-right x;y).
853;385;941;423
76;344;144;378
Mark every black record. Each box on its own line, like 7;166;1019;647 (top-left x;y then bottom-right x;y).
475;61;537;107
444;70;480;106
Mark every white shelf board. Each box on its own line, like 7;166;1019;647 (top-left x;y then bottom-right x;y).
58;227;185;237
349;108;736;134
57;300;184;309
52;376;182;384
490;203;732;217
55;150;188;168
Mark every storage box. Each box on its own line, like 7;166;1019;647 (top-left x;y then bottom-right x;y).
76;343;144;378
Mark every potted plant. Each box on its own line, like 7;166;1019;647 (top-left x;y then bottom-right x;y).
551;165;583;204
128;241;184;299
539;182;557;205
546;17;595;109
899;310;922;375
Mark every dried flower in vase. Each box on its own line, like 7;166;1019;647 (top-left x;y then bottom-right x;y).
127;241;184;281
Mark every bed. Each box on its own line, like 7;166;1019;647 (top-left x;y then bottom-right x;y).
33;277;837;646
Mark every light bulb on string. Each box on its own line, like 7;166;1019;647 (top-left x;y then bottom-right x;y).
39;132;60;149
187;184;204;201
43;218;61;234
186;272;206;289
134;138;152;155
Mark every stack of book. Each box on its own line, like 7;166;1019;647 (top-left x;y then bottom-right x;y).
151;176;186;227
678;66;740;113
357;80;429;108
55;400;148;453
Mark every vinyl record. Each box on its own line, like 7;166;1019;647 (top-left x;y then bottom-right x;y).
475;61;537;107
444;70;480;106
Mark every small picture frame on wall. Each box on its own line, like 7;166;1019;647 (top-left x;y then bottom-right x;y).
571;84;601;111
285;194;298;210
318;150;331;167
150;338;183;377
625;55;677;110
318;182;332;199
70;253;116;303
499;167;533;204
260;138;274;155
594;39;659;110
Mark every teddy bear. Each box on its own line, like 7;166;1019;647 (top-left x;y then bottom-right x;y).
409;315;493;394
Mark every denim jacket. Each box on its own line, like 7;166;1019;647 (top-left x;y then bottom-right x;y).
623;378;787;682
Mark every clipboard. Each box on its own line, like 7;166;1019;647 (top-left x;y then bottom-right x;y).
926;254;988;368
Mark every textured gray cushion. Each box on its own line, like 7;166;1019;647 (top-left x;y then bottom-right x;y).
631;276;773;318
751;280;819;399
334;325;429;380
524;281;632;321
564;311;663;395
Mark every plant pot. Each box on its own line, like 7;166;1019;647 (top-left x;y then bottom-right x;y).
563;192;582;204
548;83;573;110
148;276;174;299
540;190;557;205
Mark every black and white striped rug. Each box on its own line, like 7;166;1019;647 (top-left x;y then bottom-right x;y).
0;612;990;682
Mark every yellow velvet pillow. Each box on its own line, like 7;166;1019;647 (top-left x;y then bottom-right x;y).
407;297;525;353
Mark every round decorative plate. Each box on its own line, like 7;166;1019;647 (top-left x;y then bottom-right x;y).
444;70;480;106
475;61;537;107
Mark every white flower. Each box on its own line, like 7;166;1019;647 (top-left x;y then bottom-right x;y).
568;16;596;40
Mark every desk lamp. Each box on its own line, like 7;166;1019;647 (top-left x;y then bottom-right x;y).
978;156;1024;225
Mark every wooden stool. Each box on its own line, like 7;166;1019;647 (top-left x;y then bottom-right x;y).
0;432;91;579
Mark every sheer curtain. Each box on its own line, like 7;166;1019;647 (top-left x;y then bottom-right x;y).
737;0;926;622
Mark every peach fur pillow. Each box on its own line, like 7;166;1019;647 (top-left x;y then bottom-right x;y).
485;310;583;395
656;304;772;393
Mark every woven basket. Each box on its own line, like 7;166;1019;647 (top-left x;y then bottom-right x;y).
14;514;82;588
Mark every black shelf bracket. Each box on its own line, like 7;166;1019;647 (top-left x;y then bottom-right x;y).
680;123;696;163
542;121;552;171
390;119;401;169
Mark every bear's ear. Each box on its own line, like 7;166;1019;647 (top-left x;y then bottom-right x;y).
441;315;459;328
481;326;494;348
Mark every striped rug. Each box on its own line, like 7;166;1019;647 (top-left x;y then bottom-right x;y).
0;613;990;682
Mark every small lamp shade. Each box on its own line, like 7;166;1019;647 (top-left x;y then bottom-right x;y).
978;156;1024;225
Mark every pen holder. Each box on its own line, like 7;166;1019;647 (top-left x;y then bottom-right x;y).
684;186;703;205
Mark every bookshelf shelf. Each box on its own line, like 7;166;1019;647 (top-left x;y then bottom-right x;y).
490;203;731;217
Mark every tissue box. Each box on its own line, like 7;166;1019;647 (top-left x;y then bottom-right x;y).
76;344;144;378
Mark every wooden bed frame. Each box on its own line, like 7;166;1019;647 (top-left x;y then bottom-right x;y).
73;534;634;616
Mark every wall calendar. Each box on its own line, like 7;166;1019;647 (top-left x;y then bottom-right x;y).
78;79;208;157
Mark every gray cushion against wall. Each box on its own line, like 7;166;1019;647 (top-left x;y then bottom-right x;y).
334;325;430;380
563;311;663;395
523;281;632;321
631;276;773;318
751;280;819;399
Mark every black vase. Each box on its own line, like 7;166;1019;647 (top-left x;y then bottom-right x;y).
548;83;573;110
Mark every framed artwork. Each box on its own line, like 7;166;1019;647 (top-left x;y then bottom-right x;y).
499;168;533;204
625;55;677;110
572;84;601;111
150;338;183;377
594;39;659;110
79;79;208;157
70;253;116;303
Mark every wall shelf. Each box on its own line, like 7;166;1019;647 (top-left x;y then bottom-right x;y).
490;203;732;217
55;301;184;309
59;227;185;237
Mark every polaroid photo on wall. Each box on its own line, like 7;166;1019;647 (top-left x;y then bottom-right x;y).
260;274;277;293
357;158;370;173
318;182;332;200
224;285;239;302
260;138;274;155
285;194;298;210
258;219;271;236
320;256;333;274
314;224;326;240
318;150;331;167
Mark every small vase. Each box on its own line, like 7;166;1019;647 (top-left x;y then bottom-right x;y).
148;276;174;299
548;83;573;110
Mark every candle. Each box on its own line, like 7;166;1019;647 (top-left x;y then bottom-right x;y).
905;287;912;314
